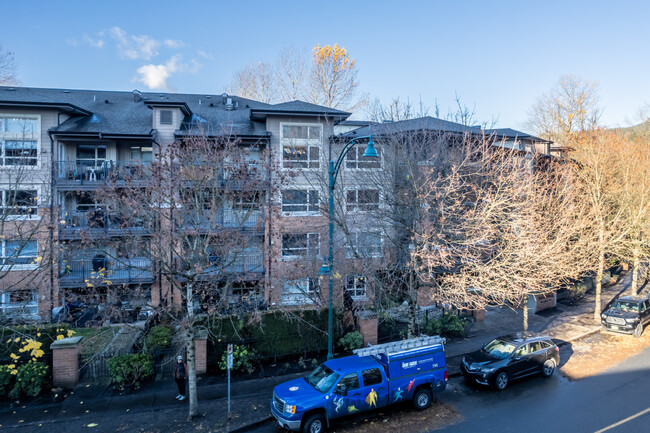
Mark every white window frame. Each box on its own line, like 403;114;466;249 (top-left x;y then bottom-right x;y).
0;289;38;316
346;189;380;213
346;231;383;258
346;275;367;300
280;122;322;170
281;278;320;306
0;188;39;220
281;232;320;259
0;114;41;168
281;189;320;216
0;239;38;271
345;144;382;170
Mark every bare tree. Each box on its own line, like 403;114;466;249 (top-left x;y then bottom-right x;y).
0;45;17;85
227;61;277;103
275;46;307;102
526;74;602;143
307;44;365;111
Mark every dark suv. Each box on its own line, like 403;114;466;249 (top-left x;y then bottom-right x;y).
460;334;559;390
601;296;650;337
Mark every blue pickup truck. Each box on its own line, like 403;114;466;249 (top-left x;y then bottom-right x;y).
271;336;447;433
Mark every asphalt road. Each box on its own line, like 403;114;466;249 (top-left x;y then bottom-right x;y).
251;344;650;433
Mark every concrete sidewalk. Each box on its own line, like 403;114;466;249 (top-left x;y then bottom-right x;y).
0;271;635;433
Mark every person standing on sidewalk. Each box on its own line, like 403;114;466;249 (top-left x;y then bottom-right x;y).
174;355;187;401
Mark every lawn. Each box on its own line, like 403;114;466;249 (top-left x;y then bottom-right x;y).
73;326;119;356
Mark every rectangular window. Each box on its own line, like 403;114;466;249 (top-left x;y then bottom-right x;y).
346;189;379;212
281;124;321;169
0;289;38;316
346;232;382;258
1;240;38;266
1;190;37;217
282;189;319;213
346;275;367;299
232;191;263;210
0;116;39;167
361;368;383;387
281;278;320;305
160;110;173;125
281;233;320;257
346;145;381;169
130;146;153;162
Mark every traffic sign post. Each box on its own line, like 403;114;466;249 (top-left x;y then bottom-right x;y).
227;344;233;414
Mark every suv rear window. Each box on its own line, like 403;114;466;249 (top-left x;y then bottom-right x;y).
362;368;382;387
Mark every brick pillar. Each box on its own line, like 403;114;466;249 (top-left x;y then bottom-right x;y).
356;311;378;346
194;331;207;375
473;308;486;322
50;336;83;389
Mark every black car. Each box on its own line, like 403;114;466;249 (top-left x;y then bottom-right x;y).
601;296;650;337
460;334;560;390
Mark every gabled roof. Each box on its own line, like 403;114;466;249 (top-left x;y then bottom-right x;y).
483;128;549;143
250;100;350;121
340;116;479;138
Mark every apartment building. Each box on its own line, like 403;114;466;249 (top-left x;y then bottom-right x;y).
0;86;549;322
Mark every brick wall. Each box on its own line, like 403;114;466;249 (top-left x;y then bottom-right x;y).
194;337;207;375
51;336;82;389
357;311;378;346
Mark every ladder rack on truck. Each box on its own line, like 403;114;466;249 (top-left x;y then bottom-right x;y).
353;335;446;358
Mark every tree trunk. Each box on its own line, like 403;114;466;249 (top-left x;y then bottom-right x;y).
186;281;198;420
523;296;529;335
594;226;605;323
631;242;640;296
407;270;416;338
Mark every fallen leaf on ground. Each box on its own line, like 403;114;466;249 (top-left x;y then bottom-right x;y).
87;423;98;428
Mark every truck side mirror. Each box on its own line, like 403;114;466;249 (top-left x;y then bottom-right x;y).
335;384;347;396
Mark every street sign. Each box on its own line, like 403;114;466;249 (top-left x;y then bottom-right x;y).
227;344;233;354
227;353;233;369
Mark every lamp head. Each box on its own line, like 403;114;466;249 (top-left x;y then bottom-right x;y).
362;136;378;158
319;260;331;276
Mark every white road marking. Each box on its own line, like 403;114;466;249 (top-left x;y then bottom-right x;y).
594;406;650;433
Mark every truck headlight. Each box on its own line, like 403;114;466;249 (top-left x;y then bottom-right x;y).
285;404;296;415
625;318;639;324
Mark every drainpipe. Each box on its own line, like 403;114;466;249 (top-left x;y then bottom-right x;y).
48;133;55;322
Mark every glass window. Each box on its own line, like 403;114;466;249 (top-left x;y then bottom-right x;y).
0;116;39;166
282;145;320;169
346;145;381;169
346;232;382;258
281;233;320;257
361;368;382;387
232;191;262;210
346;275;367;299
2;190;37;216
514;344;529;357
338;372;360;391
346;189;379;212
281;124;321;169
482;338;517;359
5;118;36;135
306;364;339;393
282;189;319;213
282;278;319;305
160;110;173;125
529;341;543;353
130;146;153;162
0;289;38;315
2;240;37;266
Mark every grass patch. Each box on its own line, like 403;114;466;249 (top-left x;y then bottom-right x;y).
73;327;118;356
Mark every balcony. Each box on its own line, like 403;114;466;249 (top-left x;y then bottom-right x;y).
59;210;150;239
56;161;151;190
177;252;264;282
58;257;153;289
180;163;268;190
179;208;263;232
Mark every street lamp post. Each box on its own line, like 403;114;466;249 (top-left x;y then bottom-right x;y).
319;135;378;360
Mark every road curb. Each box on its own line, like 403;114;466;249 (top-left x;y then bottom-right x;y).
559;327;601;346
228;416;273;433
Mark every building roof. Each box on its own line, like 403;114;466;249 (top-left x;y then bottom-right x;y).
483;128;549;143
341;116;479;138
0;86;349;138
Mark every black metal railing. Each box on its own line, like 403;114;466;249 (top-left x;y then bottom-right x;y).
59;210;150;237
178;208;263;231
56;160;151;183
59;257;153;287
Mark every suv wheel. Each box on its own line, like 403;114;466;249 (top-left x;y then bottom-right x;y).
542;359;556;377
302;413;325;433
633;323;644;338
493;371;509;391
413;388;432;411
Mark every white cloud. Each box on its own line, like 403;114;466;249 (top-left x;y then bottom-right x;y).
164;39;185;49
197;50;214;60
135;55;202;90
109;26;159;60
83;34;104;49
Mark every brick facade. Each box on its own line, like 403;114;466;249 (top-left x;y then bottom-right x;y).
50;336;82;389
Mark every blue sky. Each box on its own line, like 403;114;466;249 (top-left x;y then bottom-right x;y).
2;0;649;130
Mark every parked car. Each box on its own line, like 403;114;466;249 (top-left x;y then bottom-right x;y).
460;334;559;390
271;336;448;433
601;295;650;337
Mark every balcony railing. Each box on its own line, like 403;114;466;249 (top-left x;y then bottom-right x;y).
59;257;153;288
179;208;263;231
56;161;151;186
59;210;150;238
176;252;264;280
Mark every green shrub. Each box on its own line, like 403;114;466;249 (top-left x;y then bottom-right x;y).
424;314;468;338
145;326;173;352
0;364;13;395
108;354;154;390
9;361;48;399
219;345;254;374
338;332;364;353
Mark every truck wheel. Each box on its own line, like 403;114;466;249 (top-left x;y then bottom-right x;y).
492;371;509;391
302;413;326;433
634;323;644;338
413;388;432;411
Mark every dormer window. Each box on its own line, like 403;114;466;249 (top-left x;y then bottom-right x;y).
160;110;172;125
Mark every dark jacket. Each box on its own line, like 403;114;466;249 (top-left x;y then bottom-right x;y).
174;362;187;380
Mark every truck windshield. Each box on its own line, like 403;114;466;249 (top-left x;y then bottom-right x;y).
305;364;339;393
611;301;640;313
482;338;517;360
